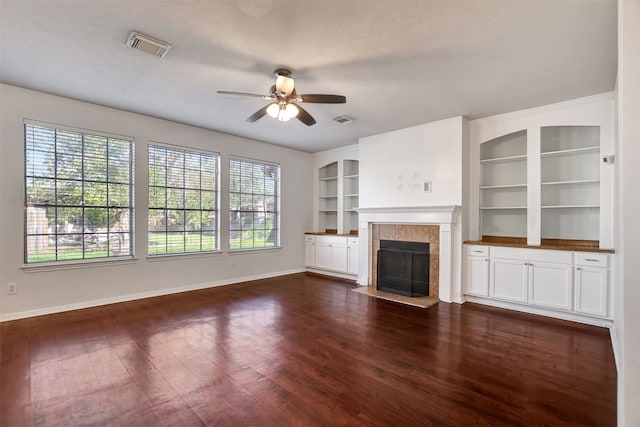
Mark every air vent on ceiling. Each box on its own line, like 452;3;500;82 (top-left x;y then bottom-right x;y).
126;31;172;58
333;115;354;124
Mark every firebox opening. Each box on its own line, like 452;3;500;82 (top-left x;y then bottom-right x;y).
377;240;430;297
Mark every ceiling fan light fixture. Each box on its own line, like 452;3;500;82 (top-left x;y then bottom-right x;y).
266;103;280;118
285;103;299;118
275;75;295;96
277;104;290;121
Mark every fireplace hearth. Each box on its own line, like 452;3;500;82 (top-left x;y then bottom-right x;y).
377;240;430;297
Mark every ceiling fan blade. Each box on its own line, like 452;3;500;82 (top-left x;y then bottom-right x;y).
246;105;270;123
299;94;346;104
218;91;274;100
294;104;317;126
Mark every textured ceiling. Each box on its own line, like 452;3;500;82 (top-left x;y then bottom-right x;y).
0;0;617;152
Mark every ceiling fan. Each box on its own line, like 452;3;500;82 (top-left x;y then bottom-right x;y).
217;68;346;126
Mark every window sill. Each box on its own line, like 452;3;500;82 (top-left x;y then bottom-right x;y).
146;251;223;261
22;256;137;272
229;246;282;255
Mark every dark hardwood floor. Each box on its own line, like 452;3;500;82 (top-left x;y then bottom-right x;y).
1;273;616;426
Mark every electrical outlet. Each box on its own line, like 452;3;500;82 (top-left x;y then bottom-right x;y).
7;283;17;295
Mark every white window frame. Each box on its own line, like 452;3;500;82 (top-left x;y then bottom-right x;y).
148;142;220;256
229;156;281;251
24;120;134;264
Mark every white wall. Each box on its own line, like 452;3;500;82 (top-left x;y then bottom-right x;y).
617;1;640;425
0;84;314;320
359;117;465;209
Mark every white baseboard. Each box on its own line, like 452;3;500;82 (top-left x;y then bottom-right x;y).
305;267;358;281
0;268;306;322
464;295;614;328
609;325;620;372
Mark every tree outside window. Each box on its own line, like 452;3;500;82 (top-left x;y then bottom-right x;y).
229;157;280;250
24;123;133;263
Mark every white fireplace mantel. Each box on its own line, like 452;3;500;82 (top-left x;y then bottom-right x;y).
356;205;462;303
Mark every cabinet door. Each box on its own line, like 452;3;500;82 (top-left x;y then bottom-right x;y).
304;240;316;267
574;266;609;317
466;256;489;296
529;262;573;310
347;245;359;275
331;244;348;272
315;242;333;270
490;258;528;303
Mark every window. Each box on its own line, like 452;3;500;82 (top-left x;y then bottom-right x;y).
229;157;280;250
24;122;133;263
148;144;219;255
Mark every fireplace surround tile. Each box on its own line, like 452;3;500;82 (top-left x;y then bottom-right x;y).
394;224;412;241
370;223;439;299
379;224;395;240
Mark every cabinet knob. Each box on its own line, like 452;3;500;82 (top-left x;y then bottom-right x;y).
576;267;581;271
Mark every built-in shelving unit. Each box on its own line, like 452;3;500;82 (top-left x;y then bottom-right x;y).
343;159;359;234
480;130;528;238
318;161;338;232
541;126;600;241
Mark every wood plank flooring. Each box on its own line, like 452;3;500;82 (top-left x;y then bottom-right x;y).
1;273;617;426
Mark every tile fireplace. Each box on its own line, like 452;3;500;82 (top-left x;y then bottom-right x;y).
357;206;462;303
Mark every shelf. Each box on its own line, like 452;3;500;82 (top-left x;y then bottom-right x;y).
480;206;527;210
319;176;338;181
344;174;359;179
541;146;599;158
480;184;527;190
480;154;527;164
319;195;338;199
344;193;359;197
319;209;339;212
542;205;600;209
542;179;599;186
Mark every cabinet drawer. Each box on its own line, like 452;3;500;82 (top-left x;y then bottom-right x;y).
347;237;359;246
305;235;316;243
490;246;572;264
316;235;346;245
467;245;489;256
575;253;609;268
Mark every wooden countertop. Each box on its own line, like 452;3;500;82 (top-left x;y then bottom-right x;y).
464;237;614;254
305;232;358;237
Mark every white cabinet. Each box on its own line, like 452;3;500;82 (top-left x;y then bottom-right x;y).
574;253;610;317
465;245;489;296
464;243;612;322
304;235;316;267
490;247;573;308
491;258;528;303
305;234;357;276
315;238;347;271
347;237;359;275
529;262;573;310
